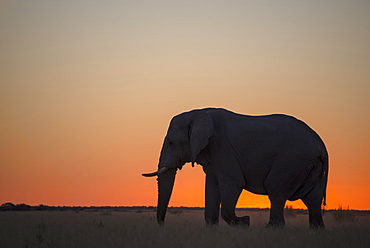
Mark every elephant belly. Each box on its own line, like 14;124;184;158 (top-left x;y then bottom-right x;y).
241;163;270;195
244;184;268;195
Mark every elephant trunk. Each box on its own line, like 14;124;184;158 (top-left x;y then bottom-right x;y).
156;168;177;225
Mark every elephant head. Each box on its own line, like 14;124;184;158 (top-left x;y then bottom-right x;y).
142;109;213;225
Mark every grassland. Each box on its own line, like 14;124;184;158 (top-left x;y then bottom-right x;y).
1;209;369;248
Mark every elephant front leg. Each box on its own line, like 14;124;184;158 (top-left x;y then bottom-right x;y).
205;173;220;225
267;197;286;227
219;182;249;227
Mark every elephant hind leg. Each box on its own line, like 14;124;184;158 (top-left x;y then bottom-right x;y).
301;186;325;228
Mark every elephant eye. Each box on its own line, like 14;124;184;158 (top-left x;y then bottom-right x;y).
169;141;174;146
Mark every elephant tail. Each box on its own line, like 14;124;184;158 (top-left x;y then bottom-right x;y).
322;155;329;206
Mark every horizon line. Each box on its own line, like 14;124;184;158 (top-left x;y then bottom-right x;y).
1;203;369;211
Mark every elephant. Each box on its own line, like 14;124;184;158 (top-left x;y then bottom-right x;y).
142;108;328;228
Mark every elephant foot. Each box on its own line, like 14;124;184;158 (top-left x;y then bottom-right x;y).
309;222;325;229
266;221;285;228
205;220;219;227
230;216;250;227
239;216;250;227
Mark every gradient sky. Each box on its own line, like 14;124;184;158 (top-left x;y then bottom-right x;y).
1;0;369;210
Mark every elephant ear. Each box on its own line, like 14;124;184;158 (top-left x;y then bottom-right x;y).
189;110;214;166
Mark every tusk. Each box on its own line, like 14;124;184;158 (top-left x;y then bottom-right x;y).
142;167;169;177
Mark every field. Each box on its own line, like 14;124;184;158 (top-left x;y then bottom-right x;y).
1;209;369;248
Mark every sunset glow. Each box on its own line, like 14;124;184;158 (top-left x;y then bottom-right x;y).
1;0;369;210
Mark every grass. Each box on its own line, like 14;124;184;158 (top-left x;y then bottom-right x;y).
1;210;369;248
332;205;358;222
284;205;299;218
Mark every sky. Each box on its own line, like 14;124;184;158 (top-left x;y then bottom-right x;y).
1;0;369;210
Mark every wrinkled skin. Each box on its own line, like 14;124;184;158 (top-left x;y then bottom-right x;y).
144;108;328;228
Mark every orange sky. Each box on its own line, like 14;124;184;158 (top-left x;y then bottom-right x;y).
1;0;369;210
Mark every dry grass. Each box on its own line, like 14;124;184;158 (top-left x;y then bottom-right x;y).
1;210;369;248
332;205;358;222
